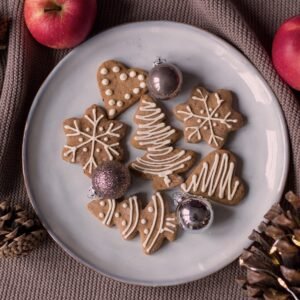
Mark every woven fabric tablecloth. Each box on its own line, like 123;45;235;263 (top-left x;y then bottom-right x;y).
0;0;300;299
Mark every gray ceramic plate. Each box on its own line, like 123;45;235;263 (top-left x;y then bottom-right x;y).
23;21;289;286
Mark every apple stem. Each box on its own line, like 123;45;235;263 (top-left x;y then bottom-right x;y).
44;4;62;13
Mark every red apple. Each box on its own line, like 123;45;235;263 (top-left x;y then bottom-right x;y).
24;0;97;49
272;15;300;90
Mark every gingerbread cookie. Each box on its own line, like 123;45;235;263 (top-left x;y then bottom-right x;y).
62;104;127;177
181;149;245;205
97;60;148;119
130;95;196;190
175;87;244;149
88;196;142;240
87;192;178;254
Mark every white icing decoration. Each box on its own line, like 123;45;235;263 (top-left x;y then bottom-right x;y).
108;109;116;117
144;229;149;235
122;220;126;226
98;127;103;132
122;203;128;208
148;207;153;213
99;212;104;218
129;71;136;77
213;122;217;127
117;100;123;107
112;66;120;73
115;212;120;218
133;88;140;94
105;89;113;96
102;79;109;86
138;74;145;81
181;152;240;201
142;193;176;253
102;199;116;225
176;89;238;146
203;126;208;130
100;201;105;206
100;68;108;75
108;99;116;106
122;196;139;239
96;148;100;153
131;99;192;187
78;137;83;142
140;82;146;89
124;93;131;100
141;219;147;225
63;108;123;174
83;147;88;152
120;73;127;81
103;137;108;142
85;127;90;132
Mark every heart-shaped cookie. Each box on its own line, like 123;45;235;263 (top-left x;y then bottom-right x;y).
97;60;148;119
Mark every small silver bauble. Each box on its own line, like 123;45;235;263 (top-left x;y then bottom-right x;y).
176;195;214;232
90;161;131;199
147;58;183;100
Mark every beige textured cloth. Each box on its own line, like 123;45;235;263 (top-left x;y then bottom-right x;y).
0;0;299;299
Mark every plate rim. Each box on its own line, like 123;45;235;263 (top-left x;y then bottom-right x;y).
22;20;290;286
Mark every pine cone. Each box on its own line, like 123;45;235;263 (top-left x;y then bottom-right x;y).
0;200;47;258
237;192;300;299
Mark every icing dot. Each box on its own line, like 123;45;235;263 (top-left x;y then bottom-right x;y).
117;100;123;107
138;74;145;81
108;99;116;106
133;88;140;94
197;119;201;123
98;126;104;132
115;212;120;218
63;153;68;157
96;148;100;153
122;203;128;208
105;89;113;96
85;127;90;132
78;137;83;142
140;82;146;88
209;108;213;112
100;201;105;207
124;93;131;100
101;79;109;86
141;219;147;225
214;113;219;117
200;109;204;114
120;73;127;81
103;137;108;142
122;220;127;226
203;126;208;130
148;207;153;213
129;71;136;77
99;212;104;218
100;68;108;75
112;66;120;73
83;147;88;152
213;122;217;127
144;229;149;235
108;109;116;117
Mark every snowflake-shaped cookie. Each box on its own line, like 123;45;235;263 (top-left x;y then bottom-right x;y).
174;87;244;149
62;104;127;177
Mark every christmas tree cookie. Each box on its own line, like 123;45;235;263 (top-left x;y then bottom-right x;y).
87;192;178;255
181;149;246;205
130;95;196;190
174;86;244;149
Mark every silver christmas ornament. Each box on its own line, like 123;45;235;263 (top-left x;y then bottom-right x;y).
147;58;183;100
176;195;214;232
91;161;131;199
